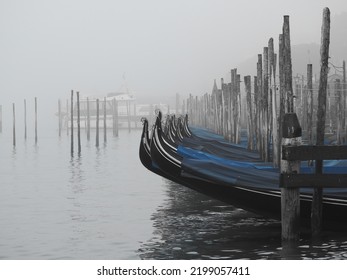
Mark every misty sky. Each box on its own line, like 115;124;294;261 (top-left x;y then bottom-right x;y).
0;0;346;132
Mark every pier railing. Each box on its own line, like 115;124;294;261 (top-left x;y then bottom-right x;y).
281;145;347;188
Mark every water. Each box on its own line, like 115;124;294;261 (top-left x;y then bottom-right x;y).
1;129;347;260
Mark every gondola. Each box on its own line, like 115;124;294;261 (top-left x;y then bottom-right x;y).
140;112;347;228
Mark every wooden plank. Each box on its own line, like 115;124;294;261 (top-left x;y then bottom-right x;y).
282;145;347;161
280;173;347;188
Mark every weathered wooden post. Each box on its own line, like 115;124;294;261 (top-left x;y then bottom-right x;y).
103;97;107;143
343;60;346;142
278;34;285;168
221;77;226;139
96;98;100;147
35;97;38;145
236;73;241;144
253;76;259;150
87;97;90;141
283;16;294;114
281;113;302;241
300;76;306;131
307;64;313;145
77;92;81;154
312;7;330;236
70;91;74;154
13;103;16;147
269;38;279;167
257;55;263;157
263;47;269;161
244;76;253;150
335;79;342;144
327;83;333;133
281;15;301;241
24;99;27;140
229;73;234;141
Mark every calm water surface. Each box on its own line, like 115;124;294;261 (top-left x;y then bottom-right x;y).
1;129;347;259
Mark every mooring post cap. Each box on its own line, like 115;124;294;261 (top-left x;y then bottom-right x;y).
282;113;302;138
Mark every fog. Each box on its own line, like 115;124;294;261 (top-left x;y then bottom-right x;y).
0;0;346;133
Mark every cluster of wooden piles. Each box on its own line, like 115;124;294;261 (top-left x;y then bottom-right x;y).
142;8;347;240
184;18;346;169
1;98;39;146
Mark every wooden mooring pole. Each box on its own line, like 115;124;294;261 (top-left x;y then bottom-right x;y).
77;91;81;154
281;113;302;241
307;64;313;145
312;7;330;236
87;97;90;141
104;97;107;143
263;47;269;161
278;34;285;169
335;79;342;145
96;98;100;147
343;60;346;142
71;91;74;154
280;15;301;241
244;75;254;150
257;54;263;157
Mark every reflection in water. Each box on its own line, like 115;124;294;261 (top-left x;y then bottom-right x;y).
67;153;89;253
139;180;282;259
2;129;347;259
69;154;85;193
139;180;347;260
